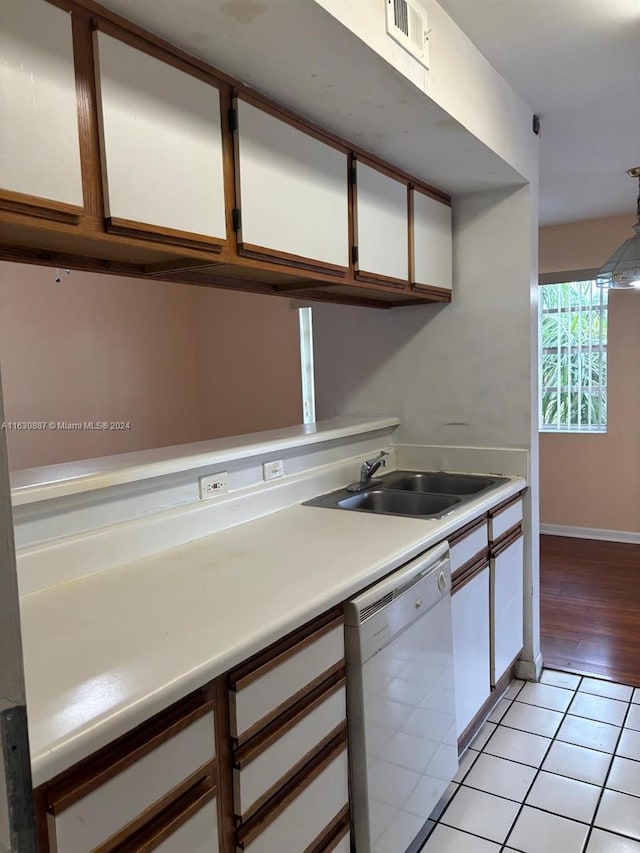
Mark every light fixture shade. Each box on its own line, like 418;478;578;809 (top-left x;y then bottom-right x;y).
596;223;640;289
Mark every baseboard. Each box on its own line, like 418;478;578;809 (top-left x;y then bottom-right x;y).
540;523;640;544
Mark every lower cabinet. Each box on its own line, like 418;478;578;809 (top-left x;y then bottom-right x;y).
33;610;349;853
451;565;491;738
491;530;525;686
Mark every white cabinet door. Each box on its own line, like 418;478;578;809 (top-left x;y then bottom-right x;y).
412;188;452;291
235;99;349;270
155;795;219;853
355;162;409;284
452;567;491;737
0;0;83;208
94;31;226;241
491;535;524;685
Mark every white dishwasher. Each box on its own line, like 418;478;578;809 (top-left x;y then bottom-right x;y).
344;541;458;853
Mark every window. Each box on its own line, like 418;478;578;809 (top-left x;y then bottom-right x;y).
298;306;316;424
539;280;608;432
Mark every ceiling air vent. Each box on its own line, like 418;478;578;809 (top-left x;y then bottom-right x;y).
385;0;430;69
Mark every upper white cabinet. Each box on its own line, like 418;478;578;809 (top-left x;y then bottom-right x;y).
234;98;349;273
354;161;409;286
94;30;227;245
0;0;83;213
411;188;452;292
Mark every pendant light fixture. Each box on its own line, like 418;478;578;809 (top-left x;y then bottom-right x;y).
596;167;640;289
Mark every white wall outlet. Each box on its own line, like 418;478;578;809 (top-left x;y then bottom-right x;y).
198;472;229;500
263;459;284;481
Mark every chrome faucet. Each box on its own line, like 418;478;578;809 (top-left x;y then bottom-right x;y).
346;451;389;493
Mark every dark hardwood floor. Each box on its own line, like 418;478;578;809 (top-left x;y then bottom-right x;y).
541;534;640;686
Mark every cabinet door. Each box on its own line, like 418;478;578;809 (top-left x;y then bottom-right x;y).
94;30;227;247
354;161;409;287
452;567;491;737
411;188;452;292
491;534;524;685
235;98;349;274
0;0;83;218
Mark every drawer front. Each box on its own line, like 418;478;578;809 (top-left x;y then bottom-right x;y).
490;498;523;542
450;522;488;573
153;795;218;853
50;713;215;853
239;745;348;853
230;622;344;741
234;684;346;820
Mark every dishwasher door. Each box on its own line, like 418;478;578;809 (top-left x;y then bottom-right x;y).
344;542;457;853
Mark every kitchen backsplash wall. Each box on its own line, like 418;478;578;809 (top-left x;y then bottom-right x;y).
0;261;302;470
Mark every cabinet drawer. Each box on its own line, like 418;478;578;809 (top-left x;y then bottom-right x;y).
234;680;346;820
489;497;523;542
237;739;349;853
450;520;488;574
229;616;344;742
47;704;215;853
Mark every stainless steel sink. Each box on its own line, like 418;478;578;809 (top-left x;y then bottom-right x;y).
382;471;508;497
306;488;461;518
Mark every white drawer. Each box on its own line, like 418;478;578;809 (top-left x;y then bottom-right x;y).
154;795;219;853
239;745;348;853
230;621;344;741
490;498;523;542
234;684;346;819
450;521;488;572
50;711;215;853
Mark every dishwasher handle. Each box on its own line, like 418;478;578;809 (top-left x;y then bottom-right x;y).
345;540;450;627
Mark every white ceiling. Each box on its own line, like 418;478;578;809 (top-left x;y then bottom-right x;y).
438;0;640;224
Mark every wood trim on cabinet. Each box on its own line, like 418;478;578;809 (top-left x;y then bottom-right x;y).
306;805;350;853
106;218;226;253
237;243;348;278
354;269;411;290
236;731;348;849
451;555;490;594
90;765;216;853
213;677;237;853
0;190;83;226
457;661;516;754
490;524;524;558
407;183;415;285
228;609;343;692
42;688;214;815
233;661;345;747
411;283;454;300
447;513;489;547
488;490;526;518
235;671;346;769
93;17;226;90
234;721;348;824
71;9;104;219
110;780;216;853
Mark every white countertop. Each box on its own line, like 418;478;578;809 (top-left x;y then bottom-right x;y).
21;475;525;786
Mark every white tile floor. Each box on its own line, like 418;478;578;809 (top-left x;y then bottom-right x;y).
421;669;640;852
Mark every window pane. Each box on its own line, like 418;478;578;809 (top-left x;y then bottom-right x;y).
538;280;607;432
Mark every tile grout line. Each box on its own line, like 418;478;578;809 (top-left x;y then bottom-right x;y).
422;671;640;852
580;690;635;852
498;673;586;852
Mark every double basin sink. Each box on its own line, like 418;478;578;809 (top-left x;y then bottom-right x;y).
306;471;508;519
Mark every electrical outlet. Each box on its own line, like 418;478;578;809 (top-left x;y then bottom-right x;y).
263;459;284;481
199;472;228;500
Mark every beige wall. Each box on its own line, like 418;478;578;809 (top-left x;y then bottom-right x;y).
539;215;640;533
0;262;302;471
